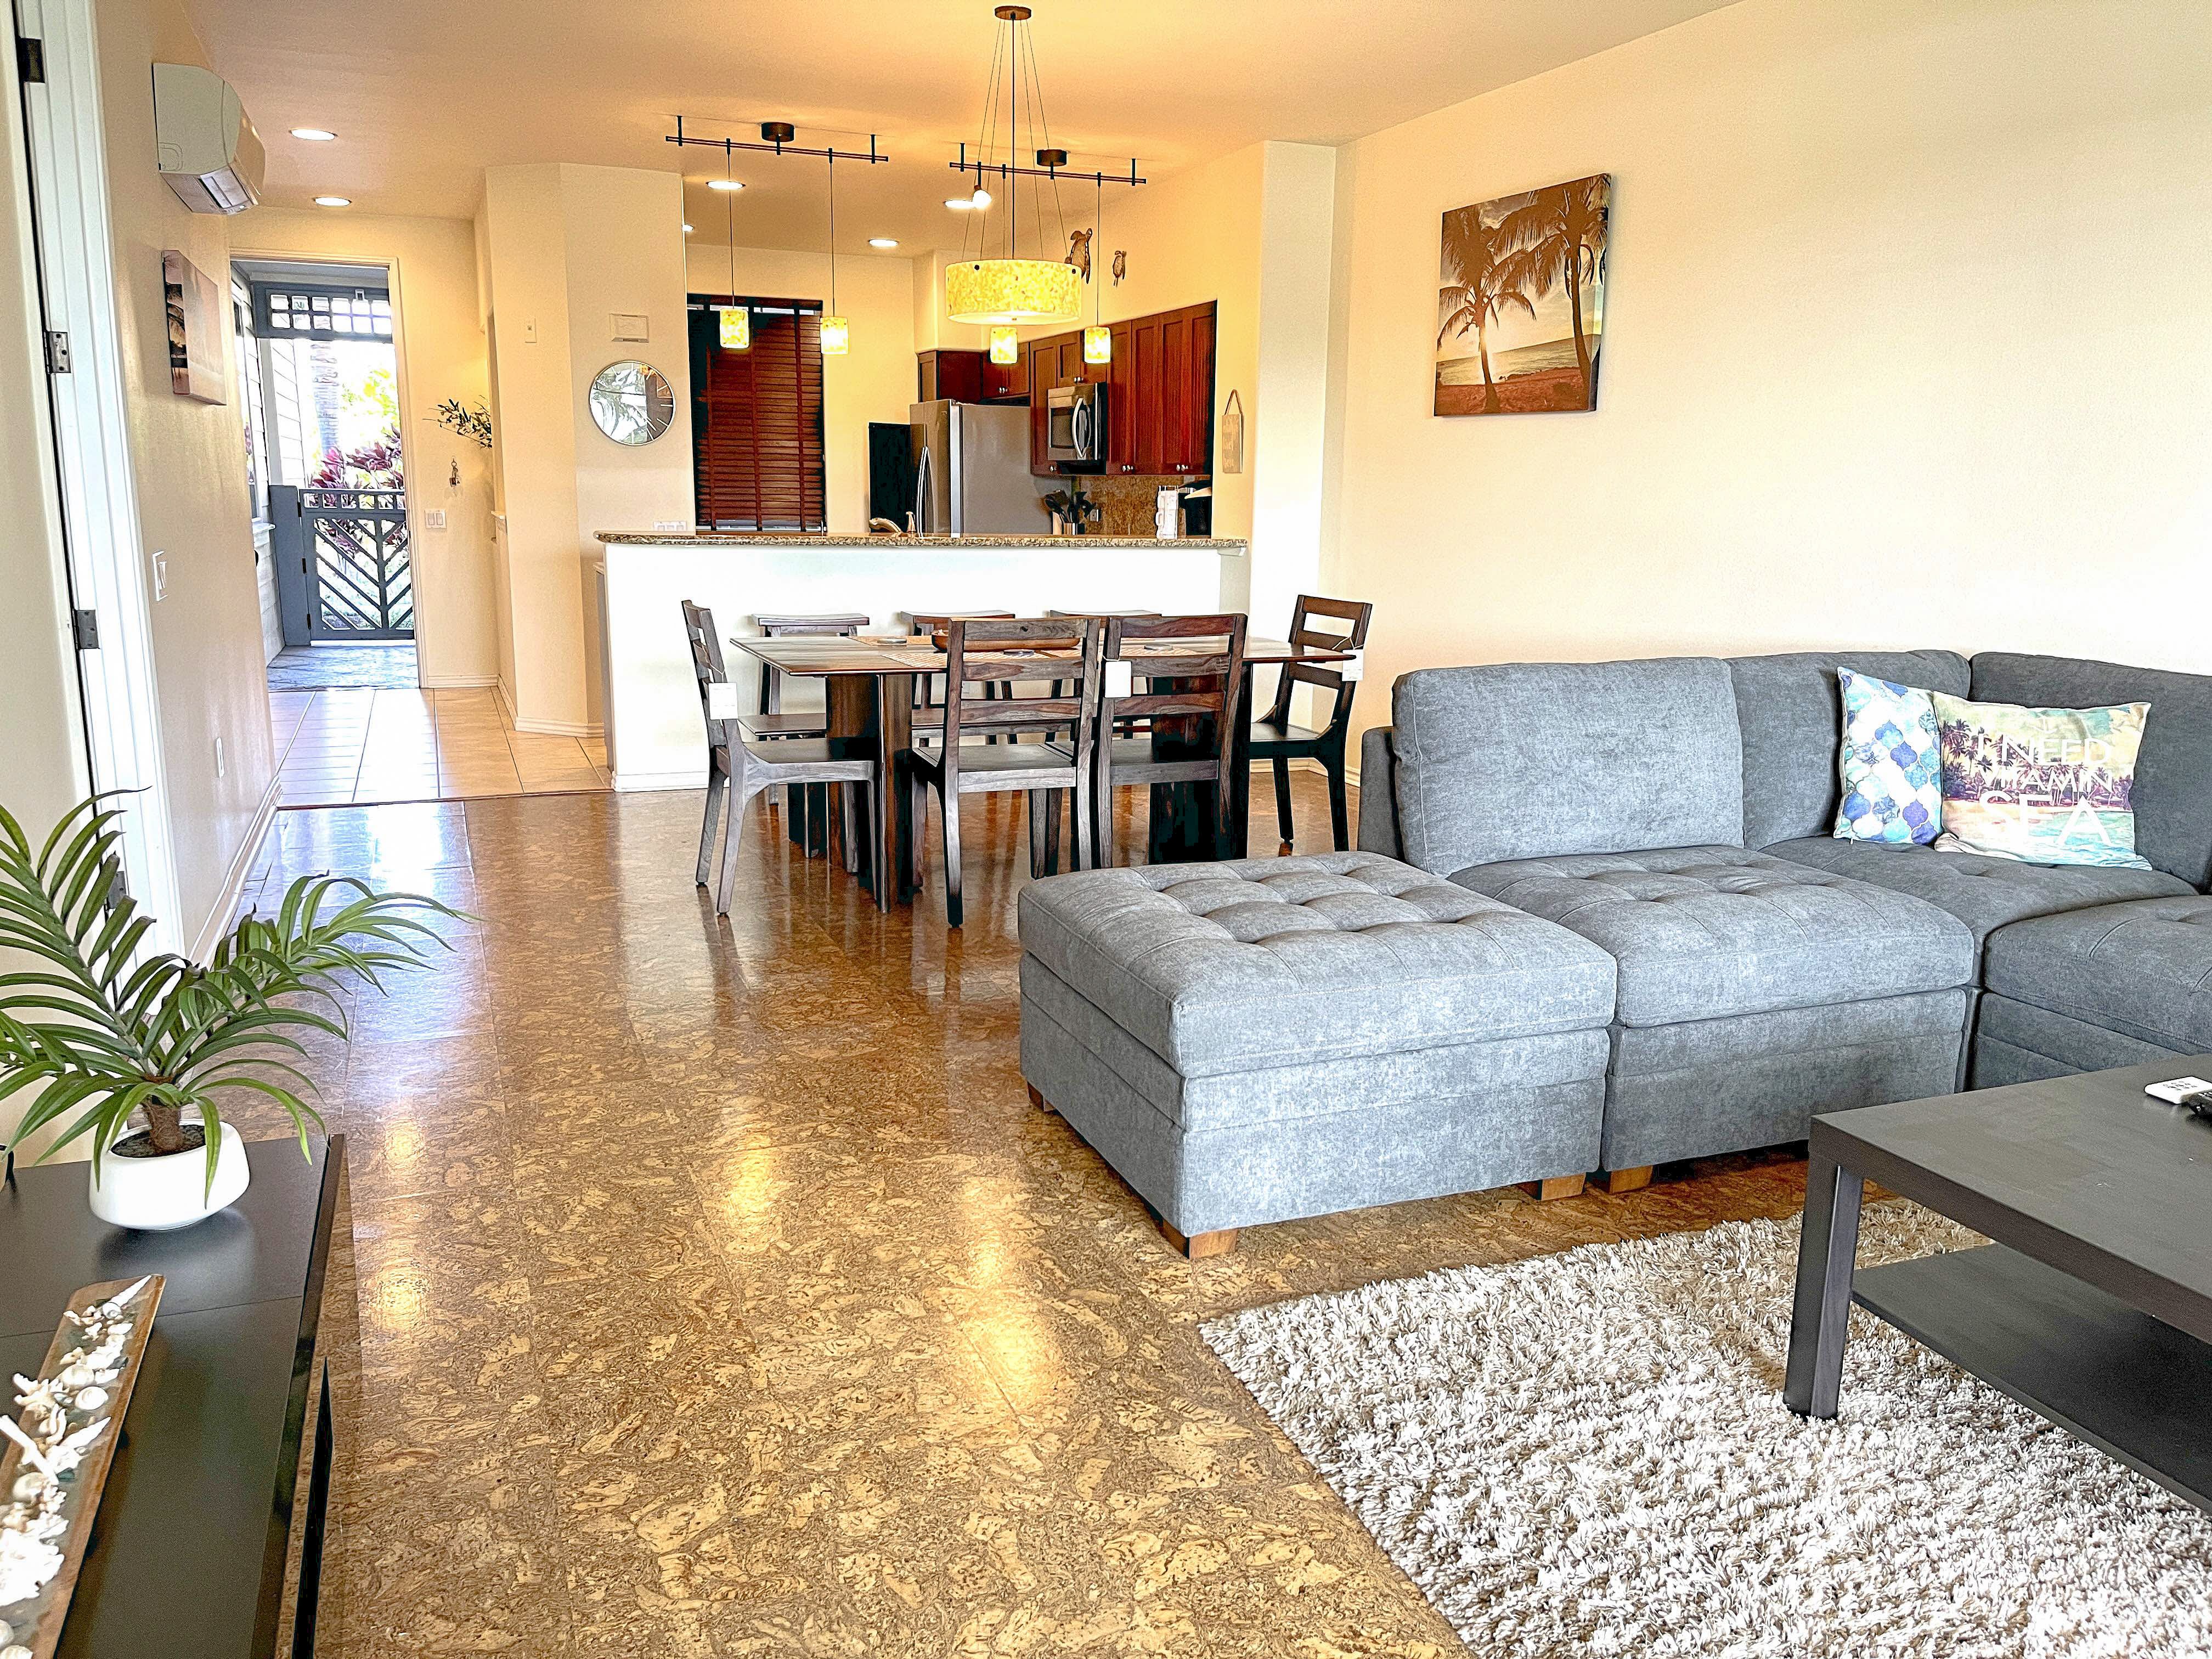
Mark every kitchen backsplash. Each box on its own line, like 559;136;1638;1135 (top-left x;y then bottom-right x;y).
1071;473;1210;537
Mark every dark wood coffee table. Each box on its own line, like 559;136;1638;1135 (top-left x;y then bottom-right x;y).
1784;1056;2212;1511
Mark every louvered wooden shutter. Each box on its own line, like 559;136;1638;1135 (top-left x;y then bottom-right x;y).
690;298;827;531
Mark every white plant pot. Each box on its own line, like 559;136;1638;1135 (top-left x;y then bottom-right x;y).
88;1121;250;1231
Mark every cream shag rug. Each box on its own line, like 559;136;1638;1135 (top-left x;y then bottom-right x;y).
1203;1207;2212;1657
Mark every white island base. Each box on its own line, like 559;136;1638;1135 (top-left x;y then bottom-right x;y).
595;532;1248;791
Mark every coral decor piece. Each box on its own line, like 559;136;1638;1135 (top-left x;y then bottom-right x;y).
0;1276;163;1656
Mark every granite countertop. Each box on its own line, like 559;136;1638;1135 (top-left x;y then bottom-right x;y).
597;531;1246;551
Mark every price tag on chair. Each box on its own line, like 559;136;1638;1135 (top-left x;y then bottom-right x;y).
1105;661;1134;699
707;681;741;720
1338;649;1364;682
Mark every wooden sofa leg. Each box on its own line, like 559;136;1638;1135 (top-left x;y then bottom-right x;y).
1599;1165;1655;1195
1160;1220;1239;1259
1026;1082;1056;1114
1519;1173;1588;1202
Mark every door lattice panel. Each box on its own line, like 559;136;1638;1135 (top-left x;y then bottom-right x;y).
301;488;413;640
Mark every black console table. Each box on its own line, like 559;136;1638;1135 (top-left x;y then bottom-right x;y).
0;1136;350;1657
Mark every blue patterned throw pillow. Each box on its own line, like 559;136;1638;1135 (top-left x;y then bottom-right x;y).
1833;667;1942;844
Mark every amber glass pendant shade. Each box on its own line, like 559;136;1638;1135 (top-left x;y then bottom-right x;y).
718;306;749;350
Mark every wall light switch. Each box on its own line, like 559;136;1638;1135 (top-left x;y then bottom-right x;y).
523;318;538;345
151;550;168;601
425;509;448;531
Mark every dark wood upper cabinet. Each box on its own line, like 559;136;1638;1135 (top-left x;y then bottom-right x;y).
1107;321;1136;471
1027;337;1062;474
917;348;982;404
983;348;1027;402
1015;301;1216;478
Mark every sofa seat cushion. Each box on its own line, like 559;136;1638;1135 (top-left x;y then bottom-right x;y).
1449;846;1972;1026
1016;851;1618;1077
1765;836;2192;949
1982;896;2212;1055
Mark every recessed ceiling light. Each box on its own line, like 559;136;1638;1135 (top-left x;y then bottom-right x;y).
291;127;337;142
945;197;974;211
868;237;899;249
707;178;744;192
313;195;351;207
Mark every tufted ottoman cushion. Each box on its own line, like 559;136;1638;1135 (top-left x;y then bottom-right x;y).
1450;846;1973;1026
1016;851;1618;1076
1983;895;2212;1056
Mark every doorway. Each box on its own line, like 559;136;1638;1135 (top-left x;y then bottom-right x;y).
232;258;418;693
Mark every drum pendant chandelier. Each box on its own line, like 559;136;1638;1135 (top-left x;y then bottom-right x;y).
945;5;1141;328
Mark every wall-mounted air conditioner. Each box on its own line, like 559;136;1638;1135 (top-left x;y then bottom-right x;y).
153;63;263;215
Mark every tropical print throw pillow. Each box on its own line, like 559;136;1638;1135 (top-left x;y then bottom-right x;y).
1833;668;1943;845
1929;693;2153;868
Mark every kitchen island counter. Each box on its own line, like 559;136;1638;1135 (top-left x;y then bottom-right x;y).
599;531;1246;551
595;528;1249;790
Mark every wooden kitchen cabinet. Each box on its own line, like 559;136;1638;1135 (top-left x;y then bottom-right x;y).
983;349;1027;402
1024;302;1215;477
1028;337;1063;474
917;349;982;404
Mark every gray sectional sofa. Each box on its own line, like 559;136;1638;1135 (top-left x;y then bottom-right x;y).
1018;647;2212;1255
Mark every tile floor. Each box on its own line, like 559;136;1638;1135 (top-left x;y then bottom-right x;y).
269;686;610;807
266;641;421;692
227;775;1814;1655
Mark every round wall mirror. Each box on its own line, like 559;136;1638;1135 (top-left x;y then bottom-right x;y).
588;360;674;445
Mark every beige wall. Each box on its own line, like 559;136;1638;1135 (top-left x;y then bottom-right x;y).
480;163;690;732
687;241;916;532
0;36;89;842
98;0;273;939
236;208;499;686
1324;0;2212;766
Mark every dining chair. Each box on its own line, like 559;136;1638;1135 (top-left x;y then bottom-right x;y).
905;617;1102;927
1085;613;1249;868
909;611;1017;742
1249;595;1374;852
681;601;882;916
748;611;870;847
1043;610;1160;710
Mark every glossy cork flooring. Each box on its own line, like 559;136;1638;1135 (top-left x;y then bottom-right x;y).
233;776;1812;1654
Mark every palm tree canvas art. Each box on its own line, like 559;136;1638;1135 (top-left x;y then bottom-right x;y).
1436;173;1610;416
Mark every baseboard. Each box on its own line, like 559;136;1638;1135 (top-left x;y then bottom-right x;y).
494;678;604;739
189;770;281;963
418;672;500;690
612;768;708;793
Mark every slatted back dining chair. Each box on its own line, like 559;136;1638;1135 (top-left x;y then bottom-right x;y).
1090;613;1250;868
680;600;881;916
746;612;869;849
908;610;1018;742
1249;595;1374;851
905;617;1102;927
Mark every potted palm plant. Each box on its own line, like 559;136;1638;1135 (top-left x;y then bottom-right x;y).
0;796;465;1230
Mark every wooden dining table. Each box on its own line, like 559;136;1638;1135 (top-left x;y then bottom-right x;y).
729;630;1358;904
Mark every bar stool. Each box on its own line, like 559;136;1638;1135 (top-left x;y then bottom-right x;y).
751;612;869;847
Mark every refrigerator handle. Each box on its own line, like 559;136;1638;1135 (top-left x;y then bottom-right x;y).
913;444;934;535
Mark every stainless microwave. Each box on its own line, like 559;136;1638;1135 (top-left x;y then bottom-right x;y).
1046;381;1107;470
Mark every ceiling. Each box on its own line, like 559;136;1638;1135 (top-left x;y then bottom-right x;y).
191;0;1739;255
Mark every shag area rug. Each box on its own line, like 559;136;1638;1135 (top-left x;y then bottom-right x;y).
1203;1207;2212;1657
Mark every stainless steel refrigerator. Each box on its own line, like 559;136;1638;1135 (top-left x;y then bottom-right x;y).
908;401;1047;535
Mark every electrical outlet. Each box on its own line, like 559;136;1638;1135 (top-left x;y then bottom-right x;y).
213;735;225;779
425;509;448;531
151;550;168;601
652;520;689;532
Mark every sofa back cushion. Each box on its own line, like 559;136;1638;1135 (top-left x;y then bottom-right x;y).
1727;650;1971;848
1390;658;1744;874
1971;652;2212;889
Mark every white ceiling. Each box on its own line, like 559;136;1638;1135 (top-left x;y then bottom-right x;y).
192;0;1739;254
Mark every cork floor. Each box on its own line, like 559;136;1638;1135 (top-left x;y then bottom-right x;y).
235;775;1814;1656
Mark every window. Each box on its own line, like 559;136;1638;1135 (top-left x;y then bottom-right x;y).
253;281;393;341
688;295;826;532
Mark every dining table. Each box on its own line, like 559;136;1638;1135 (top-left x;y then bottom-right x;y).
728;630;1359;905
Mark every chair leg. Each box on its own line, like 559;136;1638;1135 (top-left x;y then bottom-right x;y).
867;776;890;913
696;766;727;887
1028;789;1049;878
1271;757;1294;848
839;781;860;875
1042;788;1062;876
907;762;929;893
1324;755;1351;852
1073;770;1094;873
942;787;964;928
715;780;758;916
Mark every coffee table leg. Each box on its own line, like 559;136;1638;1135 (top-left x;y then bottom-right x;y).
1784;1152;1864;1418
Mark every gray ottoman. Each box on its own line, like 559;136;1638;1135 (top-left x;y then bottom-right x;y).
1015;851;1620;1256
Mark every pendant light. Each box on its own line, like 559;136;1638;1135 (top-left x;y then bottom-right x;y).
716;148;748;350
820;153;848;354
989;325;1018;365
1082;173;1110;364
944;5;1082;328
